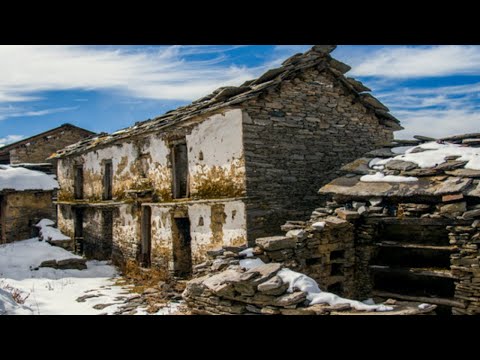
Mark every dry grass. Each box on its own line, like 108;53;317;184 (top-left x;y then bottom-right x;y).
0;280;30;304
117;260;173;294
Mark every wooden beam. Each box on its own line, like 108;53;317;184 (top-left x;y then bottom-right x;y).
373;290;466;308
376;242;459;251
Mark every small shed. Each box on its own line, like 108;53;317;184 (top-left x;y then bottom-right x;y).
0;165;58;243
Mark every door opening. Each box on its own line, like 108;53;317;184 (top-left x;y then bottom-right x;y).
74;208;84;255
141;206;152;268
172;217;192;277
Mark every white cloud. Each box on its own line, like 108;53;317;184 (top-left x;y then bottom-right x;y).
351;45;480;78
0;45;261;103
0;135;23;147
0;106;78;121
395;109;480;139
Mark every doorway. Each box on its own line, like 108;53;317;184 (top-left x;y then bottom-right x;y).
141;206;152;268
172;217;192;277
74;208;84;255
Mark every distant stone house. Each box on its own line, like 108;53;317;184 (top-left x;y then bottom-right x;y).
0;123;95;173
0;166;58;243
50;45;401;276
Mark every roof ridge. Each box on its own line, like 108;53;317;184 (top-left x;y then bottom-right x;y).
51;45;401;159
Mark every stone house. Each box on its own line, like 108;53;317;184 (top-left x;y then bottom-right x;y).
50;45;401;276
0;123;95;174
0;166;58;243
284;133;480;315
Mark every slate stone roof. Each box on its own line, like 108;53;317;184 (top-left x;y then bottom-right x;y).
51;45;401;159
319;133;480;199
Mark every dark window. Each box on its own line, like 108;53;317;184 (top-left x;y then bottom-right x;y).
103;160;113;200
172;141;189;199
74;165;83;199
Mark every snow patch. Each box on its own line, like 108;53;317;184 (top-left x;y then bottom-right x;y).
239;248;254;258
35;219;70;241
237;257;393;313
0;165;58;191
312;222;326;230
277;268;393;312
418;303;431;310
374;142;480;170
0;288;32;315
361;172;418;183
239;258;265;270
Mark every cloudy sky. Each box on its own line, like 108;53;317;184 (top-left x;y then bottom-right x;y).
0;45;479;146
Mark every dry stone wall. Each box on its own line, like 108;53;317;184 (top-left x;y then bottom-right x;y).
242;67;394;242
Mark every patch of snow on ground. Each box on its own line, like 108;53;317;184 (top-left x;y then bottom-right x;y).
239;258;265;270
238;257;392;312
278;268;393;312
135;301;183;315
362;298;376;305
239;248;254;258
0;165;58;191
361;172;418;183
312;222;326;230
36;219;71;241
391;146;412;154
0;238;130;315
0;288;32;315
418;303;431;310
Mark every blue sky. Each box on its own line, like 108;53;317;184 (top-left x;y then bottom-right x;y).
1;45;479;146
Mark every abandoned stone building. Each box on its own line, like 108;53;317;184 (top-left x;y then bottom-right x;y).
0;165;58;243
50;45;402;275
0;123;95;174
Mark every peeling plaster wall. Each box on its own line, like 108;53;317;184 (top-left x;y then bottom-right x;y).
149;200;246;267
57;134;172;202
187;109;246;198
112;204;140;265
150;206;174;270
57;204;74;240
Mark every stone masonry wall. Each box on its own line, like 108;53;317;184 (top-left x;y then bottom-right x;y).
1;191;55;243
10;126;93;166
241;67;394;243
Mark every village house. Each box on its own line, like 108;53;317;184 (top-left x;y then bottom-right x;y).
50;45;401;276
0;166;58;243
0;124;95;244
0;123;95;174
